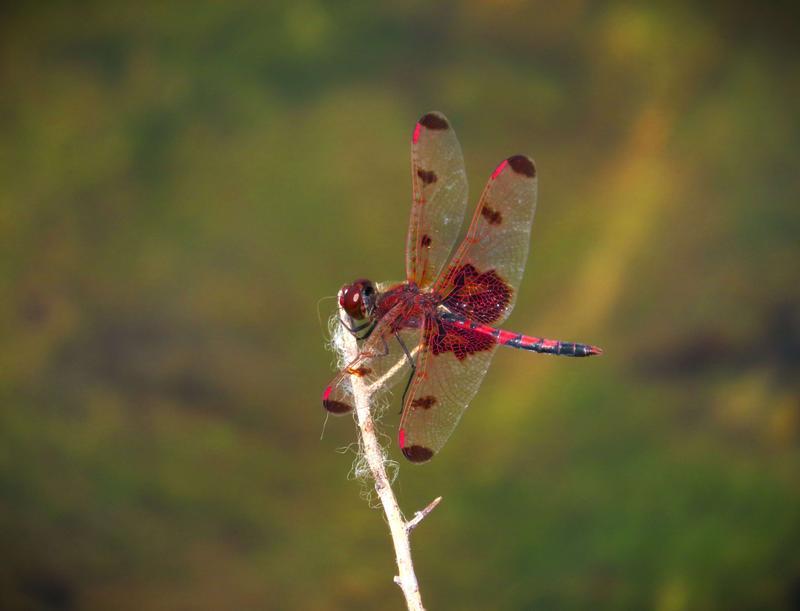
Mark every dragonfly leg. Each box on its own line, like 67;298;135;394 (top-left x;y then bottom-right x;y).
339;316;376;339
394;331;417;412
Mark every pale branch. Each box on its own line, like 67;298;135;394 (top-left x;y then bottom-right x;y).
406;496;442;533
334;306;440;611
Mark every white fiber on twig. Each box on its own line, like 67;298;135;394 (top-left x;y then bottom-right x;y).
329;306;441;611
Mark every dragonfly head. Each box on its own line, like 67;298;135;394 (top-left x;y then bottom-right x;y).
338;279;377;321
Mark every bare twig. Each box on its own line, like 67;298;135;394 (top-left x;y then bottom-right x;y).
334;306;440;611
406;496;442;533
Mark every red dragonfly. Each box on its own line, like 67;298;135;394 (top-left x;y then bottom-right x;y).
323;111;602;463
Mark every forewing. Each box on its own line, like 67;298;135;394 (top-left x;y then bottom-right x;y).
323;304;422;415
398;314;498;463
406;112;469;288
435;155;537;325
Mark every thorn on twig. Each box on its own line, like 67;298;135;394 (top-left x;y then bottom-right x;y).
406;496;443;533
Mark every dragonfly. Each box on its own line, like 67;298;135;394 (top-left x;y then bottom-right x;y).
323;111;602;464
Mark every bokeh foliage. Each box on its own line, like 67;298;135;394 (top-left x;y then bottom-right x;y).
1;1;799;609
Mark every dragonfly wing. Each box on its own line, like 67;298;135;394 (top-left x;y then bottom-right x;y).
435;155;538;325
406;112;469;288
398;313;498;463
323;303;423;415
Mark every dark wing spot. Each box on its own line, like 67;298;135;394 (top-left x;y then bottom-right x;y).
420;234;432;247
481;205;503;225
418;112;449;130
402;445;435;463
323;398;353;414
416;168;438;185
346;366;372;377
442;263;512;324
507;155;536;177
429;315;496;360
411;395;437;409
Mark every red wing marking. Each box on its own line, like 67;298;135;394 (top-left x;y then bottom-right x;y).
398;314;499;463
429;314;496;361
490;159;508;180
406;111;469;288
435;154;538;325
442;263;511;325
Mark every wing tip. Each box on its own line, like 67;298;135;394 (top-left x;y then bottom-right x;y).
398;428;435;463
401;445;435;463
507;154;536;178
322;386;353;414
491;155;536;180
418;111;450;131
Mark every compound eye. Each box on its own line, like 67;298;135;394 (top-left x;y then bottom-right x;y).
339;284;366;318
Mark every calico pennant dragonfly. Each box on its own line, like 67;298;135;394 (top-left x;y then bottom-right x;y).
323;111;602;463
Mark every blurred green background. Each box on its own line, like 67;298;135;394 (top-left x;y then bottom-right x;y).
1;2;799;610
